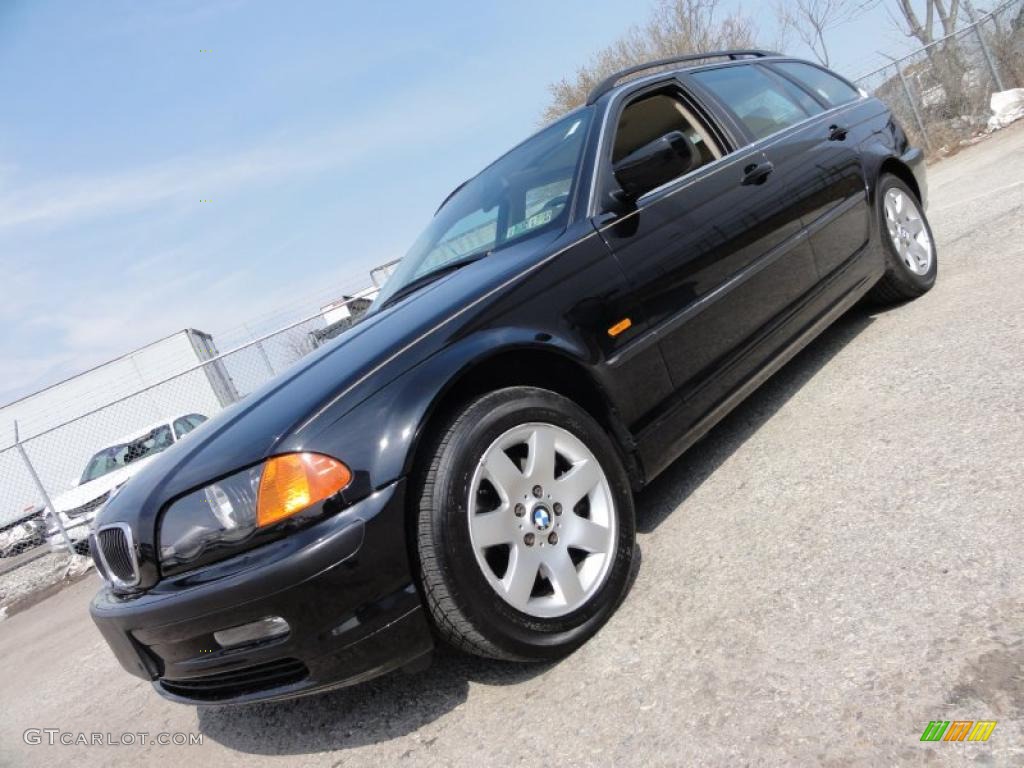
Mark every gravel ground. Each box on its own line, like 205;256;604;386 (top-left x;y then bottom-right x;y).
0;123;1021;768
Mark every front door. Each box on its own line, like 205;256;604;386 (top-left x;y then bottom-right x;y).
594;79;819;407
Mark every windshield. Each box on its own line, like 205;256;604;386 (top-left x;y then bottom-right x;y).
374;109;593;307
79;424;175;484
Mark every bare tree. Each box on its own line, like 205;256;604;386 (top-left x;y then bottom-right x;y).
888;0;968;115
775;0;880;67
889;0;962;47
542;0;757;122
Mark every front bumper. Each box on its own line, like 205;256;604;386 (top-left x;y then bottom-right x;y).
89;479;434;705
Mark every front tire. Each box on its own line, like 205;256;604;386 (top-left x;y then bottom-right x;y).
869;173;938;303
414;386;636;661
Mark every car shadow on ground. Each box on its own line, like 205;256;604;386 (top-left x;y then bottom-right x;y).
196;646;553;753
634;304;876;532
197;304;877;756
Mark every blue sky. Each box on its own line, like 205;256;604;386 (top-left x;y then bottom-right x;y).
0;0;918;406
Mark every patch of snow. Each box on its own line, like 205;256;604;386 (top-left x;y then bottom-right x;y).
988;89;1024;131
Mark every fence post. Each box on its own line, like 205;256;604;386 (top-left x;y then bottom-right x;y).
245;323;275;377
13;421;74;553
896;66;933;152
963;0;1006;92
256;340;275;377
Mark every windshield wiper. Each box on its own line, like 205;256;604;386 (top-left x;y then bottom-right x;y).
380;250;491;310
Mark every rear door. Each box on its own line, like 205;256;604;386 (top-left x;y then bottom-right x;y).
594;74;820;405
767;61;872;277
694;62;870;281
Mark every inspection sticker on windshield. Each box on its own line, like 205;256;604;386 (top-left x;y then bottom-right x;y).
507;208;554;238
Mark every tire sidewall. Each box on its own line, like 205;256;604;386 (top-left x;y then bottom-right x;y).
877;174;937;293
426;387;635;660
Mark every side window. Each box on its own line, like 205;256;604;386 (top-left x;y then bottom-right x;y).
173;417;194;440
774;62;861;107
610;89;724;198
614;90;723;166
692;65;823;141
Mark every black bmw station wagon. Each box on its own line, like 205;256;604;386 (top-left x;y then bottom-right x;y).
90;51;936;704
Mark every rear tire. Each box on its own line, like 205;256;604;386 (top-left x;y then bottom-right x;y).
868;174;937;304
414;386;636;661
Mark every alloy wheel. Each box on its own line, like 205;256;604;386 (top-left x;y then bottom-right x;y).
467;422;616;618
883;188;933;276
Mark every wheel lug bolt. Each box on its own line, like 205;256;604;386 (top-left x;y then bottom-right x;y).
524;533;535;546
553;502;562;515
514;503;525;517
532;485;543;498
548;532;558;545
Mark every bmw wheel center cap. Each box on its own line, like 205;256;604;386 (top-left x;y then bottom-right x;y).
532;505;552;531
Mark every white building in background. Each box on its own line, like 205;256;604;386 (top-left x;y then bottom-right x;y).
319;285;380;326
0;329;238;523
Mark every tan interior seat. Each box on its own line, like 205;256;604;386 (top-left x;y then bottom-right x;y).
613;93;722;165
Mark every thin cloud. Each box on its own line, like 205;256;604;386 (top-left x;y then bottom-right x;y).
0;87;480;232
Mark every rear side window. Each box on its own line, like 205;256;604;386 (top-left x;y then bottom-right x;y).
774;62;861;107
692;65;822;140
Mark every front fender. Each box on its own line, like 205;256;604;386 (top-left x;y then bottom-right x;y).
300;328;595;493
859;111;928;211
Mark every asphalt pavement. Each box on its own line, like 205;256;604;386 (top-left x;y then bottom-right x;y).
0;123;1021;767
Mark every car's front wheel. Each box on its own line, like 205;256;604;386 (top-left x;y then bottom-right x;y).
415;386;635;661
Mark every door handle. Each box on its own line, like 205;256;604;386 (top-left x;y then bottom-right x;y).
741;161;774;186
828;124;849;141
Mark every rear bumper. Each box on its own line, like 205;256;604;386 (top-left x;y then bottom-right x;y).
89;479;434;705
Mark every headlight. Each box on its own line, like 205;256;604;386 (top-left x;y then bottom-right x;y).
159;453;351;572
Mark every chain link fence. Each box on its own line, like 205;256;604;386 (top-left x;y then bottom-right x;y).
0;262;397;609
853;0;1024;157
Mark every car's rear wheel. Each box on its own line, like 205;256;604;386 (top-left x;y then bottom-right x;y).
869;173;937;303
414;386;635;661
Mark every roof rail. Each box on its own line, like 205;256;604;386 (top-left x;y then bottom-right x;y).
585;49;777;105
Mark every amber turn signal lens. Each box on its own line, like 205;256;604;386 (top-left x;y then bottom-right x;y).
256;453;351;527
607;317;632;337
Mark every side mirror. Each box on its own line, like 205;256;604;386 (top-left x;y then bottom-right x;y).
68;476;79;489
612;130;698;201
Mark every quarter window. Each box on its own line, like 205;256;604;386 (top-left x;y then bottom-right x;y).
774;62;861;107
692;65;823;140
